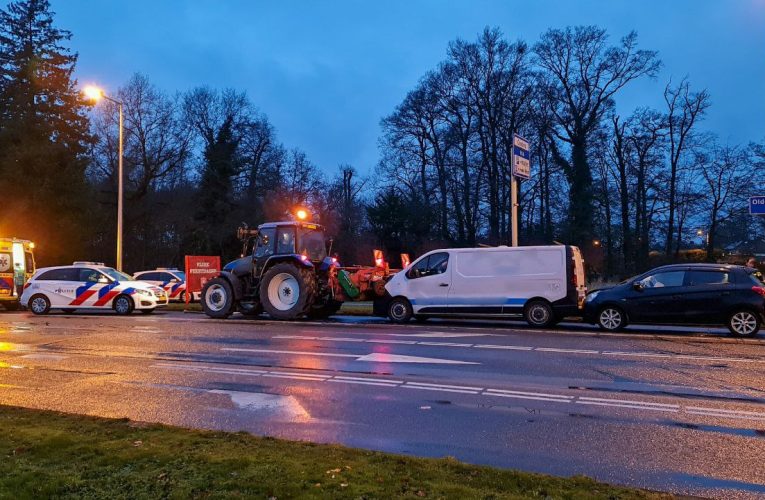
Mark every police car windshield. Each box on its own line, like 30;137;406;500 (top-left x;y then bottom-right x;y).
99;268;133;282
176;272;186;281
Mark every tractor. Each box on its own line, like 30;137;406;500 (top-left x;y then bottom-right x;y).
200;220;396;320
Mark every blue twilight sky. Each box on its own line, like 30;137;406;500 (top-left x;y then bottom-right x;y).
52;0;765;174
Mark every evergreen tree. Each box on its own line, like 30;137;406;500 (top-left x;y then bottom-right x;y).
193;116;241;258
0;0;91;265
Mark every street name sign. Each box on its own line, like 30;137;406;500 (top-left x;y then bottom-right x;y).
512;134;531;180
750;196;765;215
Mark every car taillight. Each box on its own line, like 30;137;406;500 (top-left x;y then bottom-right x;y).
753;286;765;297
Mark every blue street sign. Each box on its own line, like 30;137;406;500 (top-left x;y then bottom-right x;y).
750;196;765;215
512;134;530;179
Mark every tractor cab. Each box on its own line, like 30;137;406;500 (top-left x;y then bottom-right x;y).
253;221;328;264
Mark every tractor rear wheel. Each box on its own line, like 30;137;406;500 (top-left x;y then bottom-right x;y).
260;263;317;320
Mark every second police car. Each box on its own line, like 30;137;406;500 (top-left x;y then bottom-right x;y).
133;267;198;302
20;262;168;315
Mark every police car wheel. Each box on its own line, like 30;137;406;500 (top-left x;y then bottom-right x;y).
113;295;134;315
29;294;51;315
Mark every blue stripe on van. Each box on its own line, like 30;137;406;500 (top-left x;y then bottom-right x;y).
409;297;527;306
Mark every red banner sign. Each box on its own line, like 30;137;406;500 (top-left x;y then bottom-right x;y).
184;255;221;304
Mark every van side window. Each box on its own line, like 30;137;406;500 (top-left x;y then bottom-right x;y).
407;252;449;279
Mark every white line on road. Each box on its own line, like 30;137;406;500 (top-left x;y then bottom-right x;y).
272;335;765;365
152;361;765;423
222;348;358;358
223;347;479;365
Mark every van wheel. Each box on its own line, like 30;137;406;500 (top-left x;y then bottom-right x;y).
727;310;760;337
113;295;134;315
598;306;626;331
29;294;51;315
524;300;555;328
388;297;413;323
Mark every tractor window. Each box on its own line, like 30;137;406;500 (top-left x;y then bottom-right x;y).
276;227;296;254
299;228;327;262
255;228;276;258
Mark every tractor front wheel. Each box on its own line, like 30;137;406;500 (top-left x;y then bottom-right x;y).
260;263;316;320
201;277;235;319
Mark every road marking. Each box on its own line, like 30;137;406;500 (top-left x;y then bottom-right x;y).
272;335;765;365
222;348;358;358
355;353;478;364
401;385;480;394
208;390;309;419
153;361;765;423
222;347;478;365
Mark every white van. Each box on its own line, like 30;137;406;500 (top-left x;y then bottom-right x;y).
379;245;586;327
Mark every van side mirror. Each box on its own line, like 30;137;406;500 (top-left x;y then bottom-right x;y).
632;282;643;291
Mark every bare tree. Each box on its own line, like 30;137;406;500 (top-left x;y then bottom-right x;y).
663;78;710;256
535;26;660;247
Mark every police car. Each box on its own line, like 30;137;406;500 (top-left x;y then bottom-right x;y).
20;262;169;315
133;268;198;302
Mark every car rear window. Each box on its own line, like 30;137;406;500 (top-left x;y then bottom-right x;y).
686;270;729;286
748;272;764;287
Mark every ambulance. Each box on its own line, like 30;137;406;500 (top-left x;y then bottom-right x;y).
0;238;36;311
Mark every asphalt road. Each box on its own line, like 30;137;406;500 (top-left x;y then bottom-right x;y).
1;310;764;498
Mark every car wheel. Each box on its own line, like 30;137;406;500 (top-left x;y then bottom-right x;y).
179;291;186;303
201;277;235;319
29;294;51;315
113;294;134;315
61;309;76;314
388;297;412;323
598;306;626;331
524;300;555;328
727;310;760;337
140;308;155;315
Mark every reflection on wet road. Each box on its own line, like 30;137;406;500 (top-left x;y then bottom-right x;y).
1;311;764;498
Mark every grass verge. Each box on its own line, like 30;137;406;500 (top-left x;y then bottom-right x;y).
0;405;668;499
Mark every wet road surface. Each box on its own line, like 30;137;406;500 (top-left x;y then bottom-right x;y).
1;310;764;498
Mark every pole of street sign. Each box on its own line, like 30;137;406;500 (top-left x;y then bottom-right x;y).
511;134;531;247
511;175;518;247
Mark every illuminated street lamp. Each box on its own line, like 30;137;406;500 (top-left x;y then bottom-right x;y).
83;85;125;271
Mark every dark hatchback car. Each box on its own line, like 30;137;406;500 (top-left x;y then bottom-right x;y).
584;264;765;336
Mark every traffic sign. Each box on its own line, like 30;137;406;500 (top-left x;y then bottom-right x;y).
750;196;765;215
512;134;530;179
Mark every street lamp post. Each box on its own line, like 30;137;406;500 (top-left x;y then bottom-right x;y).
83;86;124;271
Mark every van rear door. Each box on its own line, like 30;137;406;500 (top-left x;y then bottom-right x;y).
569;246;587;308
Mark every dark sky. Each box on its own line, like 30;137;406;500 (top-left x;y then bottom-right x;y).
55;0;765;174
